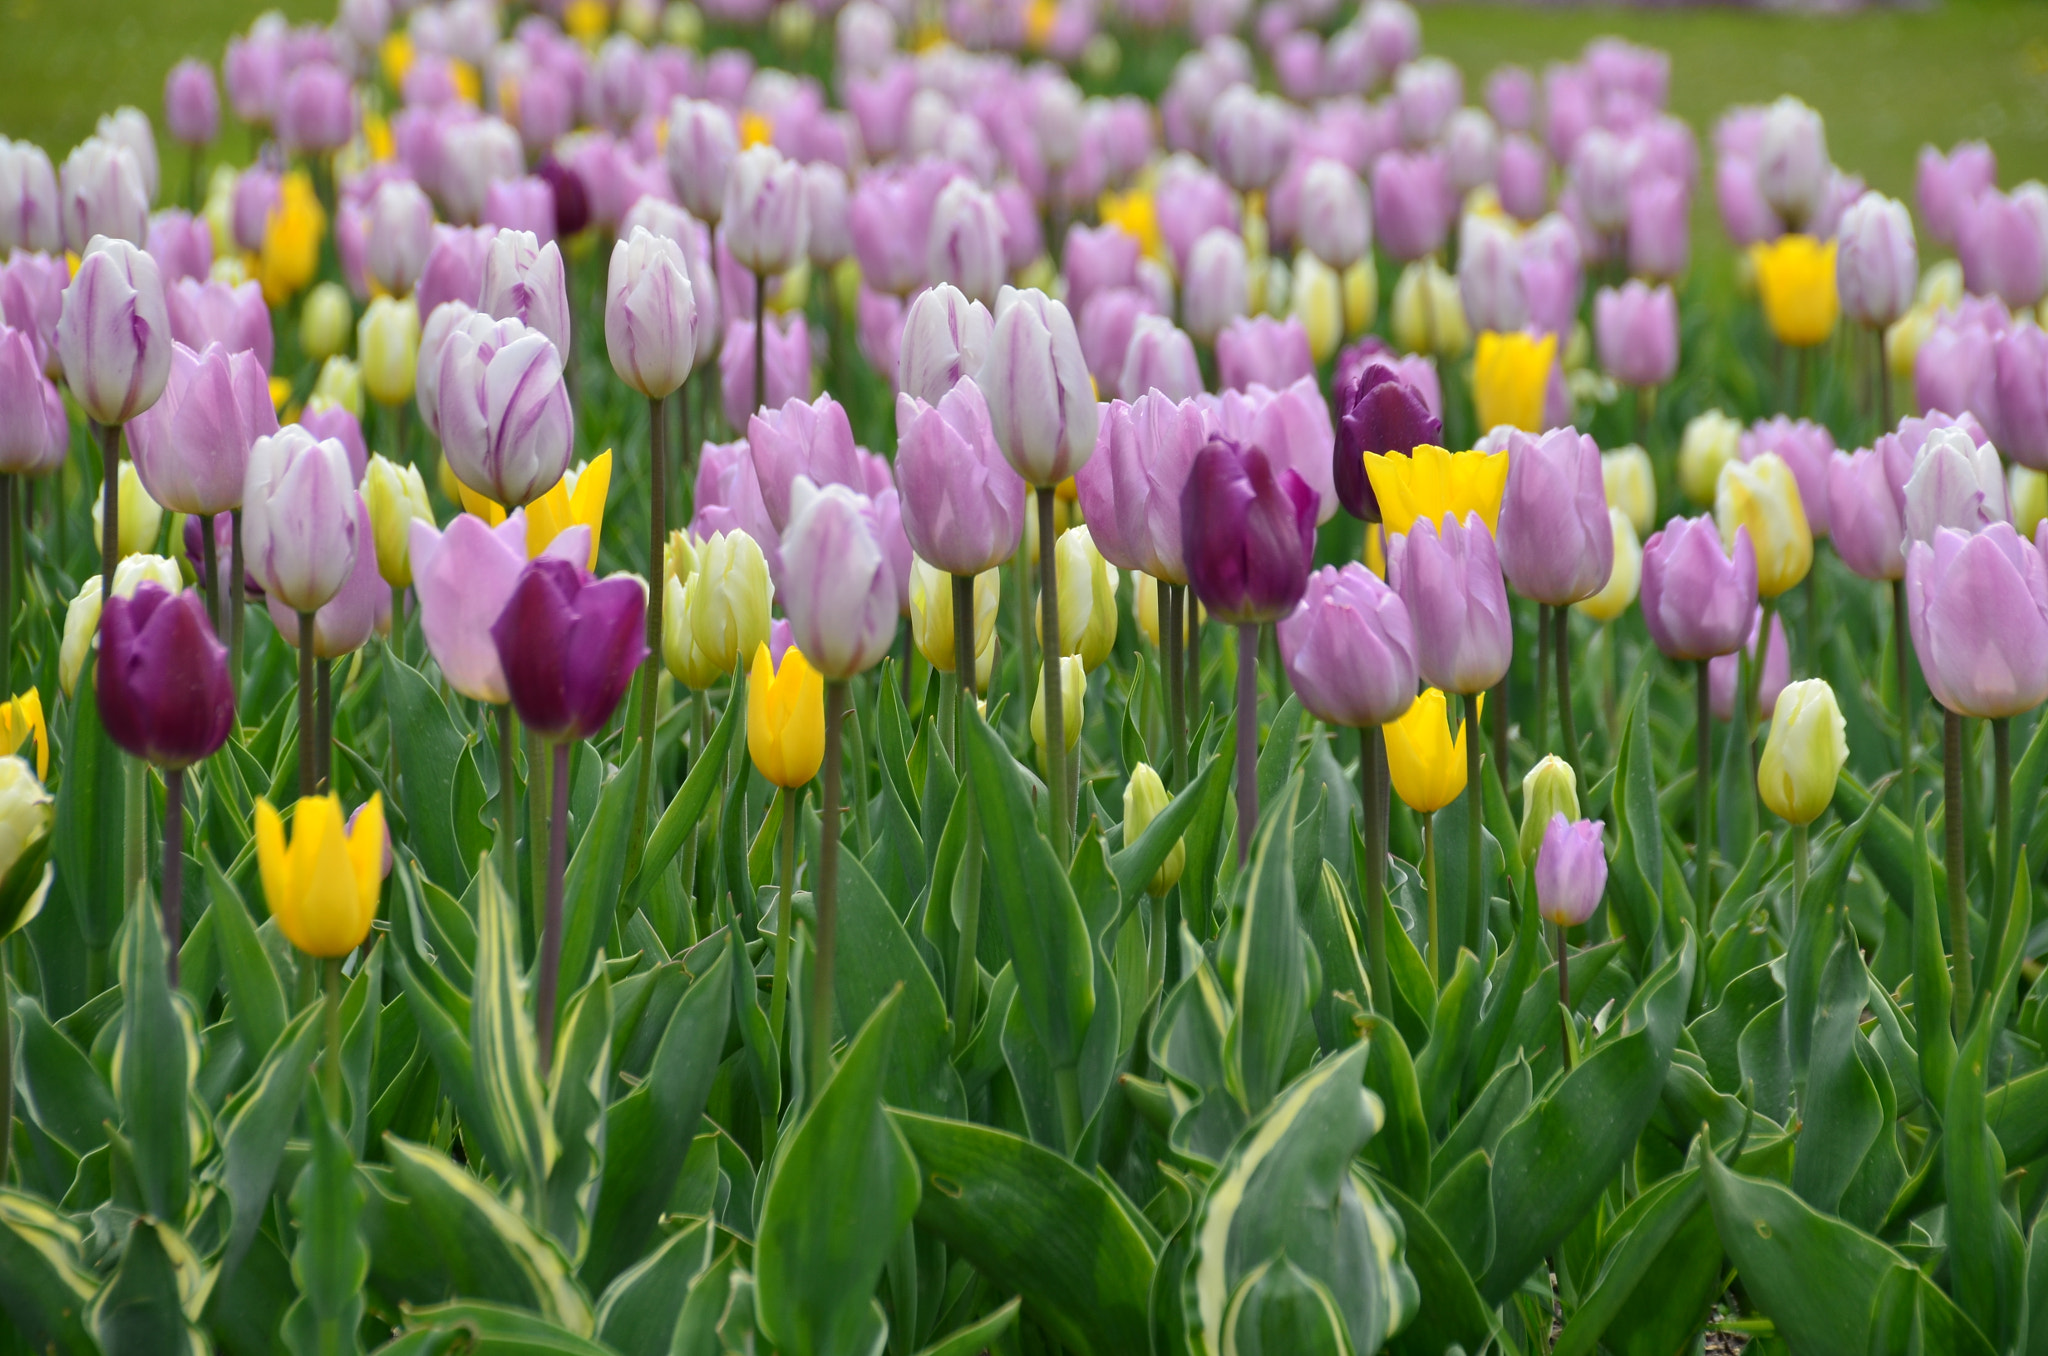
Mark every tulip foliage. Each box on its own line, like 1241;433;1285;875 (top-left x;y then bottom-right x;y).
9;2;2048;1355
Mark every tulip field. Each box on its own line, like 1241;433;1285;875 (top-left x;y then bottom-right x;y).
6;0;2048;1353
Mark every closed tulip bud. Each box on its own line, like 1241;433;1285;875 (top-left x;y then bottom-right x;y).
719;311;811;431
1626;175;1690;282
477;229;571;361
1077;389;1206;583
1289;253;1344;365
747;642;825;788
1209;85;1293;194
1902;426;2006;547
0;327;68;476
97;584;234;768
1594;282;1678;388
1216;314;1314;393
1955;187;2048;312
1277;563;1418;729
1119;315;1203;403
242;426;360;613
1991;323;2048;470
417;225;492;323
1031;653;1085;762
312;355;363;420
358;296;420;407
125;341;276;517
1573;507;1642;624
1639;514;1758;661
664;529;773;689
58;236;171;426
1298;159;1371;270
363;454;433;588
0;754;52;911
1041;526;1119;670
1473;330;1556;435
1709;607;1790;722
2014;466;2048;539
897;282;993;406
1916;141;1997;248
58;579;103;697
1906;524;2048;720
364;179;435;299
296;281;351;363
1372;150;1451;264
908;557;998;690
1517;754;1579;865
1756;678;1848;825
1535;815;1606;927
1679;409;1742;507
1392;511;1514;695
781;478;898;679
0;139;60;257
1334;361;1443;522
164;60;220;147
1384;686;1472;814
1755;97;1828;230
605;226;697;400
1497;135;1550;223
893;378;1026;576
1391;261;1470;359
492;558;648;742
748;393;864;535
434;311;574;508
1715;453;1811;599
410;512;588;704
926;177;1006;305
256;793;384;958
666;99;739;226
1182;228;1248;346
1445;108;1502;198
265;492;389;657
1457;213;1528;336
89;461;164;558
983;286;1098;488
1344;259;1379;336
1836;192;1916;329
276;62;354;155
1600;446;1657;538
723;145;809;277
1496;426;1613;606
59;138;149;252
1751;235;1839;348
1183;438;1317;626
1740;417;1835;538
1123;762;1184;896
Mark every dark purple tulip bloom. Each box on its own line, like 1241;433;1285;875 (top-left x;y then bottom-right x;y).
97;584;235;769
1182;438;1318;627
1334;360;1443;522
491;558;649;743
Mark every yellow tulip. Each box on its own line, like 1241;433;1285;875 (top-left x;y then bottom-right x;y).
1292;251;1344;363
1573;507;1642;624
59;581;100;697
0;690;48;782
359;296;421;406
1123;762;1184;897
564;0;609;40
667;529;774;690
90;461;164;558
1385;688;1475;814
664;528;697;587
452;471;505;526
300;282;353;363
2012;466;2048;540
1716;452;1812;598
1342;259;1378;338
1043;526;1118;671
0;755;53;929
909;557;999;693
1391;260;1469;359
256;171;327;306
1678;410;1742;508
1757;678;1847;825
747;643;825;789
257;793;385;958
1885;303;1935;383
1751;235;1839;348
1134;573;1202;650
524;452;612;566
312;357;364;420
1918;259;1964;311
1364;443;1511;536
380;32;415;87
1600;445;1657;539
1517;754;1578;865
1097;188;1162;263
1031;654;1086;766
1473;330;1557;435
364;454;434;588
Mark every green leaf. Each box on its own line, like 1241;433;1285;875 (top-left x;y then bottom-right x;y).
1111;741;1228;906
92;1220;200;1356
1180;714;1239;938
1226;780;1307;1114
892;1111;1155;1356
379;1300;616;1355
912;1297;1021;1356
1945;970;2026;1351
0;1188;100;1354
633;685;737;902
52;669;125;949
1792;932;1883;1215
1423;1149;1493;1277
1379;1182;1494;1356
1414;947;1483;1134
1553;1166;1709;1356
1830;771;1941;910
1609;682;1664;952
1358;1015;1430;1201
755;991;922;1356
543;969;613;1263
1909;794;1956;1121
1785;786;1891;1086
383;652;475;890
8;995;116;1159
217;1004;324;1275
1253;695;1304;825
592;1217;713;1354
470;859;556;1218
204;862;287;1063
1865;1263;1997;1356
1220;1256;1349;1356
834;852;966;1117
552;748;640;1028
113;904;195;1224
284;1104;368;1356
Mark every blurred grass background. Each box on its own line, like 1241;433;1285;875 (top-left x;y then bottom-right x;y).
1;0;2044;197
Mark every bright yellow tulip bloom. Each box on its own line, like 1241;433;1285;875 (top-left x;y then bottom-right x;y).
1097;188;1162;263
909;557;999;692
256;171;326;306
364;454;434;588
1473;330;1556;435
1716;452;1812;598
1758;678;1847;825
1751;235;1839;348
748;643;825;789
524;452;613;566
0;690;48;782
1385;688;1476;814
1364;444;1511;537
257;793;385;958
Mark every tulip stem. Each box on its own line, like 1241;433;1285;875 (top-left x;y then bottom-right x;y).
496;704;518;893
529;729;549;931
1490;682;1509;801
1038;489;1069;862
952;789;983;1058
536;739;570;1074
163;768;184;986
1363;726;1391;1013
1014;542;1033;744
1696;660;1714;926
951;573;975;759
1422;809;1438;987
0;971;11;1183
0;477;11;699
123;759;144;921
1945;707;1974;1033
1557;923;1572;1073
298;612;317;798
198;511;219;644
230;509;245;691
770;785;798;1049
1235;624;1258;869
1164;584;1185;789
316;659;333;793
629;392;669;883
753;272;768;420
1994;716;2014;954
390;586;404;665
1187;603;1203;746
1465;690;1485;956
95;421;118;606
322;956;343;1117
1748;597;1779;811
1533;603;1550;755
1893;580;1914;815
1793;820;1809;914
1554;605;1577;770
811;680;847;1109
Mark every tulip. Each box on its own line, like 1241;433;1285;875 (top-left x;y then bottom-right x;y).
1904;523;2048;720
1079;289;1156;392
165;60;220;147
1756;678;1847;826
1679;410;1742;507
1334;360;1443;522
897;283;993;406
434;311;574;509
231;168;281;254
1627;175;1690;281
1715;453;1811;600
666;100;738;225
1372;150;1450;263
168;276;274;372
1392;511;1514;697
0;326;69;477
1991;323;2048;470
0;687;43;785
254;172;326;306
1708;607;1791;723
1182;228;1249;346
2016;466;2048;539
1181;438;1317;628
410;512;590;705
483;178;557;243
59;236;172;428
97;582;233;769
522;454;612;567
1640;514;1758;663
1385;687;1470;814
1574;508;1643;625
605;227;698;401
241;428;354;623
893;379;1027;577
1917;141;1997;248
1535;815;1607;927
1215;315;1314;393
722;145;809;278
0;140;60;256
1030;653;1086;762
1955;187;2048;312
1045;526;1119;671
1473;330;1556;435
1513;754;1579;866
1076;389;1206;583
1277;563;1417;729
1391;260;1470;359
779;478;898;680
1365;443;1510;536
748;393;865;535
257;793;384;958
1298;159;1372;270
1210;85;1294;194
58;138;149;251
276;62;353;154
89;462;164;559
982;287;1098;488
1594;282;1678;389
1458;214;1527;335
491;557;648;743
436;118;524;228
1751;236;1839;348
416;225;492;321
1836;192;1917;330
926;178;1007;305
294;283;349;365
1902;426;2007;546
1755;97;1828;230
665;529;774;689
1497;427;1614;607
719;311;811;430
146;211;211;285
364;454;433;589
0;750;50;900
1600;446;1656;538
266;493;390;658
1119;316;1203;403
363;179;435;299
908;557;998;691
1123;763;1185;897
358;297;421;408
747;641;826;790
477;229;571;361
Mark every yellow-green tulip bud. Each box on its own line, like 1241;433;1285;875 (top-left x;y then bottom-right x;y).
90;462;164;559
1678;409;1741;507
1123;762;1184;896
664;529;774;689
1043;526;1118;670
908;557;999;694
1716;452;1812;599
1030;654;1085;766
1757;678;1847;825
1917;259;1963;311
0;755;54;934
1291;251;1343;363
300;281;354;363
1573;507;1642;624
1342;259;1378;337
1600;445;1657;539
59;580;102;697
364;453;434;587
312;355;364;420
664;528;697;587
2012;466;2048;540
1391;259;1470;359
358;295;421;406
1518;754;1579;865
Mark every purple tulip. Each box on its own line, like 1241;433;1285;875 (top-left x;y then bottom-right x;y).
266;493;390;657
164;60;220;147
224;20;287;123
437;118;524;227
537;157;590;238
1709;607;1790;721
849;159;956;298
1389;512;1513;695
0;326;67;475
587;34;649;133
666;100;737;225
1070;285;1147;391
1372;150;1451;263
803;162;851;269
411;511;590;704
719;311;809;431
478;228;571;362
981;287;1098;488
1182;438;1317;627
1992;323;2048;470
126;342;277;516
1520;215;1585;339
416;224;492;321
690;437;780;572
722;145;809;277
1639;515;1758;662
144;208;210;286
1077;389;1206;582
1826;448;1906;583
298;404;368;485
1497;135;1550;223
1209;85;1294;194
1487;65;1537;131
1120;315;1203;403
166;277;273;373
1334;359;1442;523
1741;416;1835;537
1393;57;1462;149
893;377;1026;576
277;62;354;154
1278;563;1418;728
1297;158;1372;270
434;310;574;509
492;557;648;742
0;140;61;256
1955;187;2048;311
1626;174;1689;280
2;253;64;378
97;584;234;769
1914;315;1998;429
1593;281;1677;389
605;226;697;401
1837;192;1917;330
781;478;899;679
1906;523;2048;720
1197;377;1338;525
1916;141;1996;249
748;393;865;533
58;139;148;252
1063;221;1141;318
58;237;171;426
241;426;359;614
1458;214;1528;334
356;178;432;300
1495;427;1614;607
1155;160;1240;276
926;177;1006;305
230;167;281;254
483;178;557;244
1535;815;1606;927
1215;315;1314;394
1713;155;1782;249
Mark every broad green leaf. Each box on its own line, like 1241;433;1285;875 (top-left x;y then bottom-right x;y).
543;969;613;1263
1220;1256;1348;1356
111;904;195;1224
1225;780;1306;1114
204;862;286;1062
835;851;966;1117
216;1004;323;1275
912;1297;1021;1356
1380;1181;1494;1356
1423;1149;1493;1278
591;1217;713;1353
1785;785;1890;1085
1865;1263;1997;1356
378;1300;615;1355
671;1237;740;1356
1946;968;2026;1351
8;994;116;1159
0;1188;100;1354
1414;947;1482;1134
470;859;556;1218
1910;794;1955;1120
1792;931;1883;1215
383;653;474;890
92;1219;201;1356
283;1104;368;1356
552;748;639;1027
1180;714;1239;938
1553;1166;1708;1356
1358;1015;1430;1201
1150;934;1245;1165
52;670;125;949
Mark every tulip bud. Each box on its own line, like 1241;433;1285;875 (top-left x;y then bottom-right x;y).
1118;315;1203;404
723;145;810;277
478;229;572;360
364;454;433;587
1182;227;1249;345
164;59;221;148
1955;185;2048;312
1391;261;1469;359
982;287;1098;488
897;283;993;406
927;177;1007;305
0;140;60;257
1030;652;1086;762
1716;453;1812;599
1573;507;1642;624
1639;514;1758;662
664;529;774;689
1594;282;1678;389
1393;511;1514;696
1756;678;1847;825
908;558;998;692
893;379;1026;576
747;642;825;789
434;310;574;508
59;138;150;252
1906;524;2048;720
1298;159;1371;271
1277;563;1418;729
0;752;52;913
1183;438;1318;627
1042;526;1119;671
1472;330;1556;435
492;558;649;742
666;99;738;226
1123;762;1185;896
1290;252;1344;365
1372;149;1451;264
1496;426;1613;606
124;340;276;517
2013;466;2048;540
359;296;421;406
97;584;235;769
1599;446;1657;539
1750;235;1839;348
1535;815;1607;927
58;236;172;426
781;478;899;679
1679;410;1741;507
605;226;698;400
1517;754;1579;865
300;281;353;362
256;793;385;958
364;179;435;298
90;461;165;559
1755;97;1828;230
1836;192;1917;330
1384;687;1471;814
313;355;364;420
243;426;360;613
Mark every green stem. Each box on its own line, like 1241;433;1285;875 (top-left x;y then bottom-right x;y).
96;421;118;606
810;681;847;1107
198;509;218;645
951;574;982;1053
1793;820;1809;914
1038;489;1069;861
1165;583;1185;789
1893;579;1914;814
528;727;548;927
123;759;144;915
770;785;798;1047
1554;604;1577;768
1748;596;1779;812
230;509;245;692
1235;623;1258;868
1533;602;1550;755
1423;810;1439;987
316;657;332;792
847;673;872;858
1363;725;1390;1012
1994;716;2013;951
1053;1064;1082;1154
1696;660;1713;927
629;392;668;882
322;956;343;1116
163;769;184;985
1557;923;1573;1072
0;969;11;1182
1;477;14;699
754;272;768;419
536;740;569;1073
298;612;317;797
1464;689;1484;955
1945;707;1973;1033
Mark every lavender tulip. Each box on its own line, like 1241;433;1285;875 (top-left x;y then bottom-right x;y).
1826;448;1906;582
804;162;851;268
97;584;234;768
1182;227;1249;345
0;327;67;475
1074;286;1152;391
242;426;359;613
1393;58;1461;148
1215;315;1314;393
1297;158;1372;270
410;512;590;704
1626;174;1689;280
1741;417;1835;537
1535;815;1606;927
666;99;738;225
926;177;1006;305
1458;213;1527;335
1955;187;2048;311
492;557;649;741
0;138;60;255
1076;389;1206;581
1371;150;1450;263
748;393;865;533
357;179;433;300
1992;323;2048;470
723;145;809;277
982;287;1097;488
1;252;64;376
437;118;523;227
1903;425;2007;545
719;311;809;429
126;342;277;516
416;224;492;320
1755;97;1828;230
1497;134;1550;223
1119;315;1203;403
1709;607;1790;721
1837;192;1917;329
1907;523;2048;719
894;378;1026;576
1913;315;1998;429
57;236;171;426
605;226;697;400
1639;514;1758;661
434;310;574;508
1278;563;1418;727
58;139;149;251
1487;65;1537;131
167;277;274;372
781;477;899;678
164;60;220;147
1334;358;1442;522
1209;85;1293;194
1182;438;1318;627
1155;158;1240;275
147;211;213;284
1197;378;1338;525
898;282;993;406
265;493;390;657
478;229;572;361
1916;141;1997;248
1391;511;1513;695
1594;281;1678;388
276;62;354;154
299;403;368;485
1496;427;1614;607
230;167;279;253
1063;221;1142;317
1520;215;1584;339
